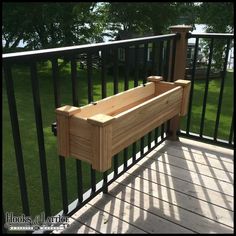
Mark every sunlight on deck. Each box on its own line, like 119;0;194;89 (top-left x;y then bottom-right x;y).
53;137;234;234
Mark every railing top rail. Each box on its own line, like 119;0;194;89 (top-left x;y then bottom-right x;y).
188;32;234;39
2;33;177;62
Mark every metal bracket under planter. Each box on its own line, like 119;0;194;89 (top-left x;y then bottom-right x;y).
55;76;191;172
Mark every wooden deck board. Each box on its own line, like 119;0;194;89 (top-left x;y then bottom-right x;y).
135;155;233;196
126;160;234;210
120;171;233;227
53;216;99;234
55;138;234;234
68;203;146;234
108;182;233;233
165;138;233;162
145;151;233;183
87;193;194;234
156;144;234;173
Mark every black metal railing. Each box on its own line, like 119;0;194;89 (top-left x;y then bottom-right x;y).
179;32;234;148
3;33;177;233
2;31;234;233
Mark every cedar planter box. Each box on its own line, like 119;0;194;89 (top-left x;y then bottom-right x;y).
56;76;191;172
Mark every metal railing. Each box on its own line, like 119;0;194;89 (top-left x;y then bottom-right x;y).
2;30;234;233
3;33;177;233
179;32;234;148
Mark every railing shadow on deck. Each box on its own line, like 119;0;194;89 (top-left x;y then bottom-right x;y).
58;140;233;234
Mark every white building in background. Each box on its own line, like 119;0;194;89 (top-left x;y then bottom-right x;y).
188;24;234;69
228;46;234;69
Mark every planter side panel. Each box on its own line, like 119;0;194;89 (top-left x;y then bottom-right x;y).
57;115;70;157
69;117;93;164
69;115;113;172
112;87;183;155
90;124;113;172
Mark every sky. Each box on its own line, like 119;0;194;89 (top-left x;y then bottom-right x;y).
188;24;206;43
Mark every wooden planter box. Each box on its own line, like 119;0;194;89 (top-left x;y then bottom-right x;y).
56;76;191;172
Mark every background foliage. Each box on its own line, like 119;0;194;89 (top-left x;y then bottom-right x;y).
2;2;234;53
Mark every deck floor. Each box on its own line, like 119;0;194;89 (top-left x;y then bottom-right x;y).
53;138;234;234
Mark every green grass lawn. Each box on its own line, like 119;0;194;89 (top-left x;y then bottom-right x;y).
3;61;233;219
180;70;234;140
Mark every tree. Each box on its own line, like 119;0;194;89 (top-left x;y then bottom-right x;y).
2;2;106;52
197;2;234;70
198;2;234;33
105;2;181;37
2;4;28;51
175;2;200;28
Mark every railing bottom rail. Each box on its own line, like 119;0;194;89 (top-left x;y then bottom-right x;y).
178;130;234;149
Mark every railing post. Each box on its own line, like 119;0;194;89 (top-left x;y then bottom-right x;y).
168;25;192;140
